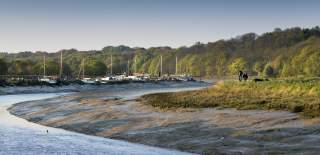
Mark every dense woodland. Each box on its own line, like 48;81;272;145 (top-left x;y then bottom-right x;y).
1;26;320;78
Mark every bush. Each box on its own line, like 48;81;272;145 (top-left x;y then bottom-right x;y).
263;64;274;77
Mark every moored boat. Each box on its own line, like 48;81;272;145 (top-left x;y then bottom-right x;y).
81;78;96;84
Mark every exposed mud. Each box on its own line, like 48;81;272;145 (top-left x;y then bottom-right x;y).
8;82;320;155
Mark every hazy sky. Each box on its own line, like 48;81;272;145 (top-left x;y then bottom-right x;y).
1;0;319;52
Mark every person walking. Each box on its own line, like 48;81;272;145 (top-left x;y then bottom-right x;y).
239;71;244;81
243;73;248;81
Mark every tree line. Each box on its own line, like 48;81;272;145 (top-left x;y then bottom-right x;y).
1;26;320;78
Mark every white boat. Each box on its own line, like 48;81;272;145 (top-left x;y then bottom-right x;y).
115;74;126;81
39;55;57;84
39;76;57;84
78;58;96;84
99;76;116;83
81;78;96;84
100;76;113;81
176;75;195;82
127;75;144;81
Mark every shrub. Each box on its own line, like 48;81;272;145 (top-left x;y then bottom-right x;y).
263;64;274;77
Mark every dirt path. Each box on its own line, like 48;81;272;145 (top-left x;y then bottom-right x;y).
8;83;320;155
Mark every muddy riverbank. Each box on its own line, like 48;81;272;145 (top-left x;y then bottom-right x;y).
0;93;195;155
8;82;320;154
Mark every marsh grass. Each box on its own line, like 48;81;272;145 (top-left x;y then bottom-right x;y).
141;78;320;118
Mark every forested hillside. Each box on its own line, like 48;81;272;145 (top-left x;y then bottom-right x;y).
1;26;320;78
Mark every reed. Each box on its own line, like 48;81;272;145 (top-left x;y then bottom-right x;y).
141;78;320;118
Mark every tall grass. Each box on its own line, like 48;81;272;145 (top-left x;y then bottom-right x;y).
141;78;320;118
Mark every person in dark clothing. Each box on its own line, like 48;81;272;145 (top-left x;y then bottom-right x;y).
243;73;248;81
238;71;244;81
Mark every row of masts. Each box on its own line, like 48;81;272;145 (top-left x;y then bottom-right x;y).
42;51;63;78
42;52;180;79
159;55;178;76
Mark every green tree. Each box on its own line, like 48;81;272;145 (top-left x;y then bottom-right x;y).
215;52;227;77
1;26;320;78
290;47;314;75
46;60;60;75
271;55;284;76
33;59;59;76
8;60;34;75
0;59;8;75
85;59;107;76
304;52;320;76
228;58;248;75
253;62;265;76
281;63;293;77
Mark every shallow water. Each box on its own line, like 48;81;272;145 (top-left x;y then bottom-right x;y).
0;93;68;128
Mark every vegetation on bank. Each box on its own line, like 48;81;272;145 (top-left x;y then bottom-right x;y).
141;78;320;118
1;27;320;78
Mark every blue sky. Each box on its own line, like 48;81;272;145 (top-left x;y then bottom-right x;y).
1;0;319;52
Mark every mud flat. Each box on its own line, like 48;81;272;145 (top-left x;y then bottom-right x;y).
1;93;195;155
8;82;320;155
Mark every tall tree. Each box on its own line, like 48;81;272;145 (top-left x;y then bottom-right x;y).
0;59;8;75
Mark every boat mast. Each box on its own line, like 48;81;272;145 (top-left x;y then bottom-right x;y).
175;56;178;75
160;55;163;76
43;55;46;77
82;58;85;79
127;60;130;75
105;56;108;76
134;56;137;74
59;51;63;79
110;55;113;75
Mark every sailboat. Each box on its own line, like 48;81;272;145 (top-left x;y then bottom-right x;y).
99;55;116;83
126;57;145;82
81;77;96;84
39;55;57;84
80;58;96;84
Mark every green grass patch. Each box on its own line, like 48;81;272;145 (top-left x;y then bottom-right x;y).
141;78;320;118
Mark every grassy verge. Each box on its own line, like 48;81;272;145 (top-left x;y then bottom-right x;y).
141;78;320;118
